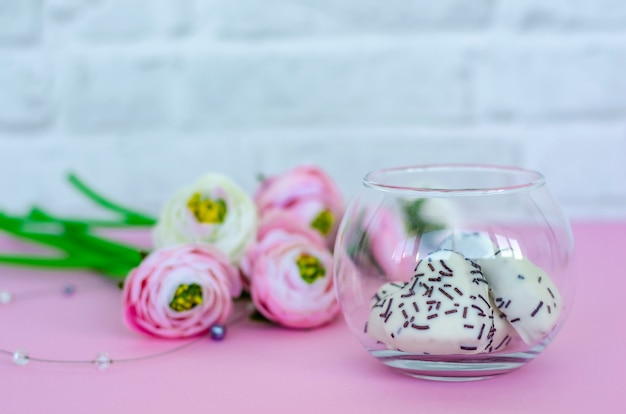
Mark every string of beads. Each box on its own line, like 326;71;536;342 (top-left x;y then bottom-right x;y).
0;284;235;370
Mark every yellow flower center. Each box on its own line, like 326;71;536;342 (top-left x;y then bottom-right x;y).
310;209;334;236
296;253;326;285
169;283;204;312
187;192;227;224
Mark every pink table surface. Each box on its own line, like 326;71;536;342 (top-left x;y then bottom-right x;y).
0;222;625;413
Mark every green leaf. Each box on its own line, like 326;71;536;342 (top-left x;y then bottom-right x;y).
402;199;446;236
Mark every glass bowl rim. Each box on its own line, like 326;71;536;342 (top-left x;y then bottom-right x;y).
363;164;546;196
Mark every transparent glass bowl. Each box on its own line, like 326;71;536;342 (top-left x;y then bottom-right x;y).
333;164;575;381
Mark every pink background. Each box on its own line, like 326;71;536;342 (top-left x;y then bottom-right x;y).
0;222;625;413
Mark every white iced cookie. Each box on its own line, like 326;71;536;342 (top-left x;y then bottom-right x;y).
439;231;496;260
478;251;562;344
369;282;407;307
366;282;408;342
485;294;520;353
367;250;496;355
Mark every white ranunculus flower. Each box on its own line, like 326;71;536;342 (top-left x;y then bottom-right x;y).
152;174;258;263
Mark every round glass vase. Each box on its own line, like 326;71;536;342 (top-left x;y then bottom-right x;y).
333;164;575;381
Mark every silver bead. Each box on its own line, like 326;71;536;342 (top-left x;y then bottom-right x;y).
93;352;112;370
12;349;29;366
0;291;13;304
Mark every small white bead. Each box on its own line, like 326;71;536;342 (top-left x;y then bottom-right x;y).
94;352;112;370
12;349;29;366
0;291;13;304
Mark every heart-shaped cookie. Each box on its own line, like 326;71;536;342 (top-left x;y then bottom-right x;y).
367;250;496;355
478;250;562;344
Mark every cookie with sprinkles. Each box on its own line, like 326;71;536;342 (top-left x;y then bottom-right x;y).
367;250;495;355
484;292;520;353
478;250;562;344
366;281;408;340
370;281;407;308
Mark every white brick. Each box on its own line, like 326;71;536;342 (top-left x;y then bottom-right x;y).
0;0;40;43
198;0;494;38
76;0;192;42
474;40;626;121
499;0;626;30
65;54;176;133
0;54;53;129
520;123;626;219
182;41;472;129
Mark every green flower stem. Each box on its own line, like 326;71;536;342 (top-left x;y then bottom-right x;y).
19;209;145;260
0;233;136;279
0;254;132;280
0;254;105;269
67;173;157;226
0;171;157;280
22;209;146;263
0;213;84;255
0;212;141;279
62;232;144;267
27;207;132;229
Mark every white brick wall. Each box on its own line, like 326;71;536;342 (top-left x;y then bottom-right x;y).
0;0;625;220
66;53;177;132
181;40;472;129
474;36;626;121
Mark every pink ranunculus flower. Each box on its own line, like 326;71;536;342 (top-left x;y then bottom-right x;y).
254;165;344;248
239;211;327;288
256;210;327;250
241;228;340;329
123;244;242;339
